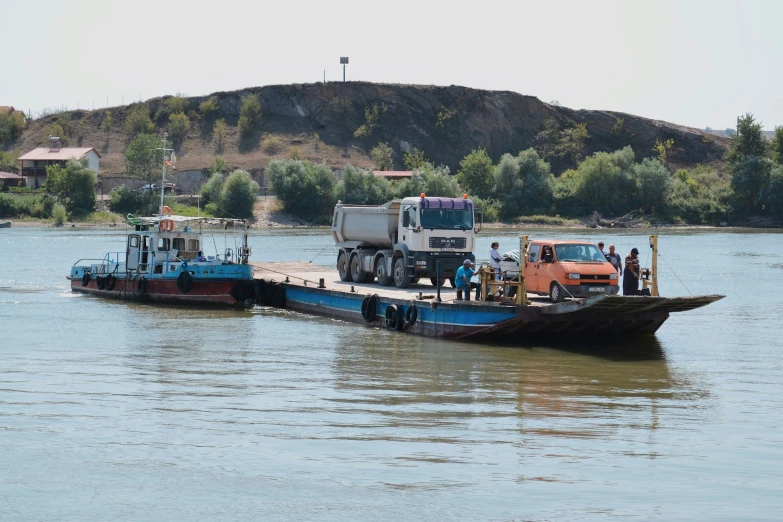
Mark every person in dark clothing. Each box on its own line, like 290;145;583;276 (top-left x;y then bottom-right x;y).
605;244;623;275
623;248;640;295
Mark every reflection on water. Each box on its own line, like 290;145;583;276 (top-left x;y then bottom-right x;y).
1;228;782;521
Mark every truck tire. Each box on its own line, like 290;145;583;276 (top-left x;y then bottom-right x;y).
350;254;368;284
376;259;393;286
393;258;411;288
410;277;420;284
550;282;565;303
337;251;351;282
429;276;446;287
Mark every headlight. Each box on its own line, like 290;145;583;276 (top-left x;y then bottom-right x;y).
609;273;618;280
568;273;580;280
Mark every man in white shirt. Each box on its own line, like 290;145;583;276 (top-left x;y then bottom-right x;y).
489;241;502;281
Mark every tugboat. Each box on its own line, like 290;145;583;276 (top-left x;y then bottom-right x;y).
68;134;256;306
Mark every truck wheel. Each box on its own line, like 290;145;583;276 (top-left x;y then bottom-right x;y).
337;251;351;282
550;282;565;303
376;259;393;286
429;276;445;287
393;258;411;288
410;277;420;284
350;254;367;284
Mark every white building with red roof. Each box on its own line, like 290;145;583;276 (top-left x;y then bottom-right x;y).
18;137;100;187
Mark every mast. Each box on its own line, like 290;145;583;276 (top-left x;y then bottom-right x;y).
157;132;173;214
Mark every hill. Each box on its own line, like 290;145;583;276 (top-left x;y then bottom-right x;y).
5;82;729;180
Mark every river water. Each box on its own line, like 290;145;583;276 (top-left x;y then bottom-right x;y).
1;227;782;521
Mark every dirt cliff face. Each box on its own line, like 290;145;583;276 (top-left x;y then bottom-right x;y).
9;82;728;176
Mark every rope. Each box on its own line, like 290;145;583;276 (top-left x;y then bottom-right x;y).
309;243;332;263
255;266;318;286
657;250;693;296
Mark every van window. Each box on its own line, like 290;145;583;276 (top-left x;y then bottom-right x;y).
172;238;186;251
157;238;170;251
187;239;199;251
555;244;604;262
528;244;541;263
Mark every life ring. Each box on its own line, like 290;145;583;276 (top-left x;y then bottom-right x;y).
96;276;105;290
404;305;418;328
105;274;116;291
385;304;399;331
177;271;193;294
159;219;175;232
137;277;148;293
361;294;378;323
81;273;91;286
161;205;173;215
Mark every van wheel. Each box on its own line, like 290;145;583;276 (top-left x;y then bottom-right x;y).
350;254;367;284
337;251;351;282
550;282;565;303
393;258;411;288
376;259;393;286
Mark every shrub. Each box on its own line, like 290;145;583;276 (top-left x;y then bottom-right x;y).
338;164;391;205
220;170;259;219
470;195;501;223
199;98;219;120
634;157;671;213
238;94;262;137
213;118;227;149
200;172;224;206
0;150;18;172
0;193;55;218
45;158;96;213
261;135;282;154
52;203;67;225
101;111;112;134
268;159;337;222
353;103;386;139
403;148;429;171
0;110;25;144
109;185;158;215
370;142;394;170
124;104;155;136
161;94;189;119
576;146;638;215
43;123;68;146
286;145;304;160
168;112;191;142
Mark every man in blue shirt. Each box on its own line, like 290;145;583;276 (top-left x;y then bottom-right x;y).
455;259;476;301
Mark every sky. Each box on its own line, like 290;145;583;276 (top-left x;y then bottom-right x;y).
1;0;781;130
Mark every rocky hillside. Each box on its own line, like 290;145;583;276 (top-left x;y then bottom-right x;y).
6;82;729;179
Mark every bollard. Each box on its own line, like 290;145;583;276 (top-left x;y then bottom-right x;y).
319;278;325;289
418;291;423;300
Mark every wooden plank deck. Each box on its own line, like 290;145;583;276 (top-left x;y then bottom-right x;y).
251;261;550;306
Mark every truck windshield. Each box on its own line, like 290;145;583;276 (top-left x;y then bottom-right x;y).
555;244;606;262
420;209;473;230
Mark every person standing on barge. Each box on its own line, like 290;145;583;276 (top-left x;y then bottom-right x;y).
623;247;640;295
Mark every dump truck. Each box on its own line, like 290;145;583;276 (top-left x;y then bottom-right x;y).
331;195;478;288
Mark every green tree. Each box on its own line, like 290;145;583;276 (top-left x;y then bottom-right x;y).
420;164;462;197
200;172;224;206
213;118;227;150
576;146;637;215
353;103;386;139
162;94;189;118
199;98;219;120
403;147;429;170
771;127;783;164
220;170;258;219
725;113;767;165
732;156;773;215
0;110;25;144
534;118;590;168
209;156;227;174
238;94;262;137
634;157;672;213
456;148;494;199
45;158;97;213
0;150;18;172
516;148;553;214
338;164;391;205
370;142;394;170
125;133;161;185
652;138;674;164
124;104;155;137
268;159;337;222
766;164;783;219
168;112;191;143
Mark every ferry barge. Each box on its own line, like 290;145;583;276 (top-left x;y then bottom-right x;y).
252;235;723;339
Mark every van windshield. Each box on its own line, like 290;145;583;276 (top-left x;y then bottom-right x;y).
420;209;473;230
555;244;605;262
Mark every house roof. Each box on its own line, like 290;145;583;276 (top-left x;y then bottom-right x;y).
373;170;413;179
0;171;23;179
18;147;101;161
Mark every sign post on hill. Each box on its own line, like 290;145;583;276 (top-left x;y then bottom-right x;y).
340;57;349;82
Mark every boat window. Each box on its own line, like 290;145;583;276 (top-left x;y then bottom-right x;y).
128;235;139;248
157;238;170;251
188;239;199;251
528;244;541;263
172;238;186;251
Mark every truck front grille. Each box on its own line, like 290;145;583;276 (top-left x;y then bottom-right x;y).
429;237;467;249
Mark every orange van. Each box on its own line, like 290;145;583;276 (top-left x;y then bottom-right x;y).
523;240;620;302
